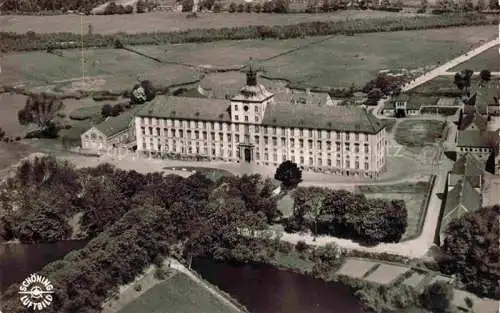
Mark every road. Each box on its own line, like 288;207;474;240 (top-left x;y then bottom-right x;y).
401;38;499;92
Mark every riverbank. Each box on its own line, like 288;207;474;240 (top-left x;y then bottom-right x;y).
102;258;246;313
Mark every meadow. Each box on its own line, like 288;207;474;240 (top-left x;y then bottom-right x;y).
117;273;241;313
0;49;198;92
259;25;497;88
0;10;421;34
451;45;500;72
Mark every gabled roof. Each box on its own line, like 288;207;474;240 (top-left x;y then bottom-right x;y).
262;98;385;134
94;105;143;138
458;112;488;131
441;179;482;235
449;152;485;188
136;95;232;122
456;130;499;148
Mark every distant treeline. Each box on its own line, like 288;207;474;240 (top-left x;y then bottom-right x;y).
0;0;107;12
0;14;495;53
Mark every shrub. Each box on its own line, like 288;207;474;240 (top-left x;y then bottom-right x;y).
245;2;253;12
213;2;222;12
254;2;262;12
237;3;245;12
228;2;237;12
295;240;308;253
154;268;167;280
133;283;142;292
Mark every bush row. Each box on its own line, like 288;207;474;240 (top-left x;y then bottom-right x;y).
0;14;494;52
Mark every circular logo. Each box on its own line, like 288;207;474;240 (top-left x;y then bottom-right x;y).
18;273;54;311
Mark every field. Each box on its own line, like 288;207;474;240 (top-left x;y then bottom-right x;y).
451;45;500;72
117;273;240;313
364;264;410;285
0;49;198;92
259;25;497;88
394;120;446;147
356;182;430;240
0;10;421;34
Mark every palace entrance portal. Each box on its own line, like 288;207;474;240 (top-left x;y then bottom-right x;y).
239;144;254;163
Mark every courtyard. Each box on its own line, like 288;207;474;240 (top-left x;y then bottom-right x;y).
394;120;447;147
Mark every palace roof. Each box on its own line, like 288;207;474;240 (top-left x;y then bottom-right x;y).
456;130;499;148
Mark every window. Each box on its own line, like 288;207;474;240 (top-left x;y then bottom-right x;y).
318;158;322;166
291;155;295;162
179;130;184;137
255;125;260;132
255;116;260;122
141;127;145;135
290;138;295;146
218;123;223;131
309;157;313;165
203;132;207;140
365;134;368;141
209;122;214;130
308;129;313;137
327;141;331;150
255;136;260;144
273;127;277;135
336;132;340;140
317;141;322;150
210;132;215;141
346;160;350;168
355;161;359;169
299;129;303;137
264;127;268;135
355;133;359;141
336;160;341;167
236;124;240;131
228;134;232;141
327;159;332;166
235;134;240;142
300;156;304;164
273;138;277;146
327;131;331;139
365;162;369;170
143;142;147;150
308;140;313;149
265;153;269;160
256;152;260;159
346;143;350;151
281;138;286;146
355;144;359;153
273;154;277;161
219;133;223;141
282;154;286;161
364;144;369;153
234;104;238;111
195;131;199;140
255;106;259;112
346;133;350;140
299;139;304;148
245;116;249;122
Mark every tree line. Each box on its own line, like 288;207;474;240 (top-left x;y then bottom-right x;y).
286;186;408;244
0;14;495;53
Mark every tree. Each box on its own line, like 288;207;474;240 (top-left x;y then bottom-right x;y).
263;0;274;12
475;0;486;10
131;80;156;104
440;205;500;299
454;69;473;93
101;104;113;118
274;160;302;189
182;0;194;11
273;0;289;12
485;149;495;174
136;0;145;12
321;0;330;12
480;69;491;84
488;0;499;9
18;94;63;137
245;2;252;12
237;3;244;12
418;0;428;12
421;281;453;313
304;195;324;239
228;2;237;12
254;2;262;12
212;2;222;12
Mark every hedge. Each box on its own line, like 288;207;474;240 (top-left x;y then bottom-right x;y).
0;13;494;52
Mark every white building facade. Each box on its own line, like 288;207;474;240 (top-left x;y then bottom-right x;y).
135;68;388;178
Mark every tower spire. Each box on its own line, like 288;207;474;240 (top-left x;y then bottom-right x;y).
246;57;257;86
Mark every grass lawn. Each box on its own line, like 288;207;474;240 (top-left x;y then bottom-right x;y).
0;10;421;34
356;181;430;240
260;25;497;88
411;75;491;94
0;142;38;171
0;49;198;92
117;273;240;313
451;45;500;72
394;120;446;147
401;272;426;288
277;194;294;218
274;250;315;273
381;118;397;132
0;93;31;137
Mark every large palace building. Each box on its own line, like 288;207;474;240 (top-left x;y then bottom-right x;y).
134;65;388;178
